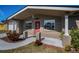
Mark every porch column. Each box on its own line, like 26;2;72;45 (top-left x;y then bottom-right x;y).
64;15;69;36
62;15;71;47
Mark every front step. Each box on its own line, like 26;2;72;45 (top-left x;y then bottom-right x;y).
42;37;63;48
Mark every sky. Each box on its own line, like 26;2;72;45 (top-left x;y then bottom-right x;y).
0;5;26;23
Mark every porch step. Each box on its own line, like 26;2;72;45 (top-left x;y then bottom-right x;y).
42;37;63;48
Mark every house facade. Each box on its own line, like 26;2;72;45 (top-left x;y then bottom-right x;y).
6;6;79;46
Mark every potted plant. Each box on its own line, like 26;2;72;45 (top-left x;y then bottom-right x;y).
34;32;43;46
33;15;40;19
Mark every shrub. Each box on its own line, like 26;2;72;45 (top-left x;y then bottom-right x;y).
35;40;43;46
59;31;64;40
70;28;79;50
7;31;20;41
65;45;71;52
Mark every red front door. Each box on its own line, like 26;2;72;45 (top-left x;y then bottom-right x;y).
34;20;40;34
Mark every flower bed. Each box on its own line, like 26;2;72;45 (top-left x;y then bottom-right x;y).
6;31;21;41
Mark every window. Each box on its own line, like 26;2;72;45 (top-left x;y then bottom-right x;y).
25;21;32;29
8;21;17;31
44;20;55;30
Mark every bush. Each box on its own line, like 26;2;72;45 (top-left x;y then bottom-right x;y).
7;31;20;41
65;46;71;52
35;40;43;46
59;31;64;40
70;28;79;50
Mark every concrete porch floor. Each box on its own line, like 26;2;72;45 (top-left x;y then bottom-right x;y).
27;29;61;39
41;29;61;39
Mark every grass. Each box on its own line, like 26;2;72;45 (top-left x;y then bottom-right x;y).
0;43;64;53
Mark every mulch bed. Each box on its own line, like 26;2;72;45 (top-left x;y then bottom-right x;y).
1;37;24;43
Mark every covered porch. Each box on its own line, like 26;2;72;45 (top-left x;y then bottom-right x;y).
9;6;73;39
7;6;79;46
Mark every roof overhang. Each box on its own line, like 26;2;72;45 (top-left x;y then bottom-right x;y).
8;6;79;20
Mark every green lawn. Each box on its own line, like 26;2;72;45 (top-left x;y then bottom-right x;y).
0;43;64;53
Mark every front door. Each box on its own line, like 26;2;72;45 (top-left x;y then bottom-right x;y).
34;20;40;34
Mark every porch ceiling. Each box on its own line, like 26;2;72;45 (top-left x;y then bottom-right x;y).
12;9;32;20
12;9;66;20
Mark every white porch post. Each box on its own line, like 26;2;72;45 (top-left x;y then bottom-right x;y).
64;15;69;36
62;15;71;47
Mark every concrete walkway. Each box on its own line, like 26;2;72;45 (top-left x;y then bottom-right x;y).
42;37;63;48
0;37;36;50
0;36;63;50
